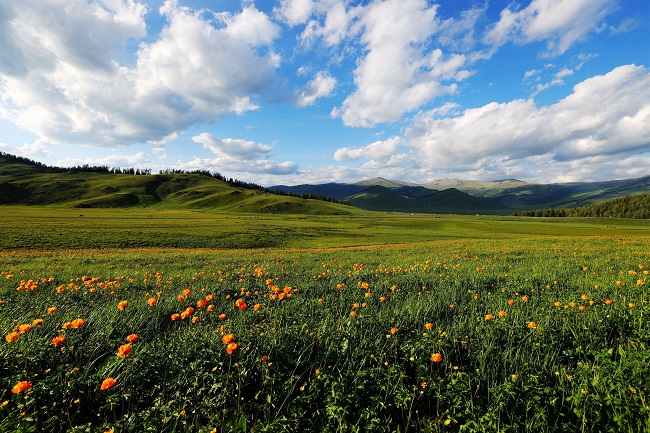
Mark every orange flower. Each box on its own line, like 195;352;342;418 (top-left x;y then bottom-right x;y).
349;311;357;317
225;342;238;354
527;321;537;329
182;289;191;297
390;328;398;335
11;381;32;394
207;305;215;312
180;310;191;320
117;344;132;358
47;306;57;314
430;353;443;363
32;319;44;327
604;299;613;305
51;335;66;346
100;377;117;390
191;316;199;323
485;314;495;321
18;324;32;333
521;296;529;303
171;313;181;321
379;296;386;302
177;295;185;302
261;355;269;362
196;299;208;309
237;301;248;311
253;304;262;311
126;334;139;343
497;310;507;318
507;299;515;305
117;300;128;310
70;318;85;328
5;332;21;343
554;301;562;307
147;298;157;306
222;334;235;345
218;313;227;321
424;323;433;330
205;294;214;301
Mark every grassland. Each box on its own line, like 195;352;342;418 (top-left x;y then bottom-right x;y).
1;207;649;432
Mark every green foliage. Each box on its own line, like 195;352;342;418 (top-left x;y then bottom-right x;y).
515;193;650;219
0;232;648;432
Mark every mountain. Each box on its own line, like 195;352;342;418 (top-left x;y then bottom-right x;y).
0;153;358;215
345;185;510;214
270;182;367;200
272;175;650;213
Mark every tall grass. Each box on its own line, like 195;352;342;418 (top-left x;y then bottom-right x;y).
0;235;648;432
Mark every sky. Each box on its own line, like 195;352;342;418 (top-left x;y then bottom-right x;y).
0;0;649;186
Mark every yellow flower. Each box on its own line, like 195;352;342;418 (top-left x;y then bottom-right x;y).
527;321;537;329
485;314;495;321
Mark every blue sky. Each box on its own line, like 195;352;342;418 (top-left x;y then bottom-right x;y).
0;0;648;186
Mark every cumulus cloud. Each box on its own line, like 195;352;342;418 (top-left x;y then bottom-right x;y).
56;151;152;168
333;136;401;161
275;0;314;27
190;133;298;176
327;64;650;183
329;0;471;127
485;0;615;56
297;71;336;107
0;0;280;147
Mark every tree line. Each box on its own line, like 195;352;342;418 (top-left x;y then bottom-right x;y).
513;193;650;219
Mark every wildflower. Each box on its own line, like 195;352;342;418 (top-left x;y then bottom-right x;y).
126;334;139;343
47;306;57;314
485;314;495;321
117;300;128;310
390;328;398;335
444;419;451;426
350;311;357;317
51;335;66;346
196;299;208;309
6;332;21;343
497;310;506;318
511;374;517;381
507;299;515;305
225;342;238;354
521;296;529;303
253;304;262;311
117;344;132;358
425;323;433;330
11;381;32;394
222;334;235;345
18;324;32;333
147;298;157;306
629;303;635;308
615;280;623;286
430;353;443;363
637;279;645;286
207;305;215;312
261;355;269;362
604;299;613;305
171;313;180;321
527;321;537;329
70;318;85;328
191;316;199;323
182;289;191;297
379;296;386;302
449;304;455;309
100;377;117;390
32;319;44;327
218;313;226;320
177;296;185;302
581;294;589;300
554;301;562;307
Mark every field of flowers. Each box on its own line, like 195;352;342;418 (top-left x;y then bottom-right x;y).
1;233;649;432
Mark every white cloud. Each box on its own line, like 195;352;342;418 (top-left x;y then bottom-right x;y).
325;64;650;184
189;133;298;176
297;71;336;107
192;134;272;158
0;0;280;147
275;0;314;27
331;0;469;127
56;151;152;168
485;0;615;56
333;136;401;161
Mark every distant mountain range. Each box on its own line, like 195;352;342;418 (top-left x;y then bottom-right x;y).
1;151;648;215
271;175;650;214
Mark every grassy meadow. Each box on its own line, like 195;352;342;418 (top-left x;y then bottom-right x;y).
0;208;648;432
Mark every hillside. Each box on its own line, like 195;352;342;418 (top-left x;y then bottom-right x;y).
0;153;358;215
514;193;650;219
345;185;511;214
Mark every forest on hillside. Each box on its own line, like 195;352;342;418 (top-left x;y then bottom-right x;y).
514;193;650;219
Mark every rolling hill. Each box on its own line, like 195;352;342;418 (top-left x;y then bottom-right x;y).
0;153;358;215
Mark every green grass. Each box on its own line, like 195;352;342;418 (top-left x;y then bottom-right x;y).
0;208;648;432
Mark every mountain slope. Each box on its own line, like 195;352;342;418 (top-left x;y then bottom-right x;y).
0;155;359;215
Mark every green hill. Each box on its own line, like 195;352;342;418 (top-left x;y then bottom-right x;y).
0;153;359;215
346;185;510;214
515;193;650;219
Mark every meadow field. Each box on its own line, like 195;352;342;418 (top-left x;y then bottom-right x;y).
0;208;648;432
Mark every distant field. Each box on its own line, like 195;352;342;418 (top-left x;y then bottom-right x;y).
1;207;648;432
0;206;648;250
